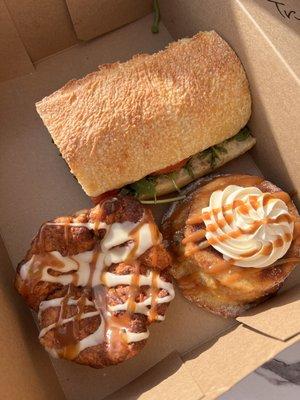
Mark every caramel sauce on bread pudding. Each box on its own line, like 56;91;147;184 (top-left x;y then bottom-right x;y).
162;175;300;318
16;196;174;368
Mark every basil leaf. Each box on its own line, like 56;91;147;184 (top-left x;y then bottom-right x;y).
184;159;195;180
210;147;220;168
129;177;157;199
198;148;211;162
235;127;250;141
214;144;227;154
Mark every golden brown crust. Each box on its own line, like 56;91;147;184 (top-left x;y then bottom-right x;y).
36;31;251;197
161;175;300;318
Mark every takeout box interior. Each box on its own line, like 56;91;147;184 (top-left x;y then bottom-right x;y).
0;1;299;399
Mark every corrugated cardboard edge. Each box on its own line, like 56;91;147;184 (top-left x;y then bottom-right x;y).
183;325;299;400
0;236;65;400
106;311;300;400
237;284;300;341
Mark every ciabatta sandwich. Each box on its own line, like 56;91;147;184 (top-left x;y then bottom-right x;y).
36;31;255;204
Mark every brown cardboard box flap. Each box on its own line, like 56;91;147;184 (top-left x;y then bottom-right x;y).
106;352;203;400
4;0;77;62
240;0;300;77
237;284;300;341
0;1;34;82
183;325;300;400
0;237;65;400
0;0;152;82
66;0;153;40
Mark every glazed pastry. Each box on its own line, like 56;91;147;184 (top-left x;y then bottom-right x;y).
162;175;300;318
15;196;174;368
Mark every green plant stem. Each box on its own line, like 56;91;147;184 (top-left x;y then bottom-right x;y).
152;0;160;33
140;194;186;204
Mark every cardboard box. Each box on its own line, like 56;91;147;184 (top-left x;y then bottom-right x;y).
0;1;299;399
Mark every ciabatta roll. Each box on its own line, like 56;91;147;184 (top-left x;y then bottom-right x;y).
36;31;252;199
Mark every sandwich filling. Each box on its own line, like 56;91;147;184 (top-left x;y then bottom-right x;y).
93;128;255;204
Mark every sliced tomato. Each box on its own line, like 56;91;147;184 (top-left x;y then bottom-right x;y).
150;158;189;176
91;189;120;205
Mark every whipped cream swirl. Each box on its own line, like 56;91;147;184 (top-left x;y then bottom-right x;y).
202;185;294;268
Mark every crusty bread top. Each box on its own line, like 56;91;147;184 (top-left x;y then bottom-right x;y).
36;31;251;197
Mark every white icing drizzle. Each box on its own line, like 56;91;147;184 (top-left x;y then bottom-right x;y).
46;221;106;230
202;185;294;268
21;220;156;285
107;271;174;320
38;296;94;317
21;212;174;360
39;311;100;338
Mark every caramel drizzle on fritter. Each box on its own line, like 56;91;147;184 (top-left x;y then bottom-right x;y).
22;207;174;361
127;263;141;314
